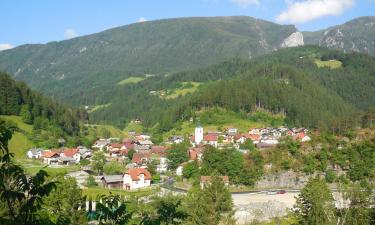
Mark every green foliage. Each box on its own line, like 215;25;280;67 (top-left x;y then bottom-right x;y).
182;160;200;179
127;149;136;160
96;194;132;225
185;176;233;225
240;139;255;151
103;161;124;175
294;178;336;225
86;175;98;188
92;151;106;175
41;176;87;225
167;142;189;170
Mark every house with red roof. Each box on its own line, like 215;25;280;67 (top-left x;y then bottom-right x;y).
189;147;204;161
123;168;152;190
203;133;218;147
42;150;60;165
61;148;81;162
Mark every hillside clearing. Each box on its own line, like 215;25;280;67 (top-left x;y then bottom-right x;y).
315;59;342;69
88;103;112;113
118;76;146;85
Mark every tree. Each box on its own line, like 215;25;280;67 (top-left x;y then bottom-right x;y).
167;143;189;170
42;176;87;225
182;160;199;179
240;139;255;151
104;161;124;175
86;175;98;187
294;177;336;225
96;194;132;225
0;119;57;225
184;176;233;225
127;149;136;160
20;104;33;124
92;151;106;175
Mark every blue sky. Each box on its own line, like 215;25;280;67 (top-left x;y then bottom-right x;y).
0;0;374;50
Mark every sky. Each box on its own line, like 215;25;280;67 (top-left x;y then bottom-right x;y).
0;0;374;50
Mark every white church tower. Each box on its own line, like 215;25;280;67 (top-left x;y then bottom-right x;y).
194;125;203;144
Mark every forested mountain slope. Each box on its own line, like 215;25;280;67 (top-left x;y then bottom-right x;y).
0;16;297;102
90;46;375;131
0;71;86;137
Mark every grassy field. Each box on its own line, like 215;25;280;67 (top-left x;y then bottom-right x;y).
83;186;158;198
156;82;201;99
118;76;146;85
88;103;112;113
315;59;342;69
86;124;127;138
23;165;80;175
123;122;144;136
162;109;272;139
1;115;34;159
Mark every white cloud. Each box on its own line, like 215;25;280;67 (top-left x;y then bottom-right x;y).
137;17;147;23
0;43;14;51
231;0;260;8
276;0;355;24
64;28;78;39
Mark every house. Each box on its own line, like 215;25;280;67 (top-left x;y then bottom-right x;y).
249;128;261;135
200;176;229;189
101;175;124;189
78;146;92;159
234;134;260;145
58;157;76;165
123;168;152;190
170;136;184;144
92;139;110;150
227;128;238;136
176;165;183;176
42;151;60;165
61;148;81;163
26;148;43;159
132;153;151;165
189;147;204;161
134;140;153;151
203;133;218;147
157;157;169;173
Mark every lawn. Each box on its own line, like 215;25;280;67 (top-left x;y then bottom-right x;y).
118;76;146;85
1;115;34;159
86;124;127;138
23;164;80;175
315;59;342;69
83;186;158;198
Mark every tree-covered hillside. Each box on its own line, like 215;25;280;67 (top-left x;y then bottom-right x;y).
0;16;296;102
0;71;87;144
90;46;375;132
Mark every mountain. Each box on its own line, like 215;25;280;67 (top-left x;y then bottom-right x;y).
90;46;375;131
0;71;86;137
0;16;298;102
304;16;375;55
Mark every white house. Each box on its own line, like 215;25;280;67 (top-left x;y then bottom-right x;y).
61;149;81;163
42;151;60;165
123;168;152;190
156;157;168;173
176;165;183;176
26;148;42;159
194;126;204;144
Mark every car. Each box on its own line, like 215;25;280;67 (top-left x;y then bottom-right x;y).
266;190;277;195
277;190;286;194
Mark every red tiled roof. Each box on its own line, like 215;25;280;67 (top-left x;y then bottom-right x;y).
42;151;60;158
204;134;218;142
63;148;78;157
132;153;151;164
189;147;204;160
123;142;135;150
125;168;151;180
200;176;229;183
110;143;123;148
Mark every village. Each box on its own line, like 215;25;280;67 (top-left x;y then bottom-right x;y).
26;125;311;191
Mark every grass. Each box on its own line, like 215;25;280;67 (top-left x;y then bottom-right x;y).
315;59;342;69
87;124;127;138
123;122;144;136
162;108;274;139
1;115;34;159
83;186;158;198
23;164;80;175
118;76;146;85
88;103;112;113
157;82;201;99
